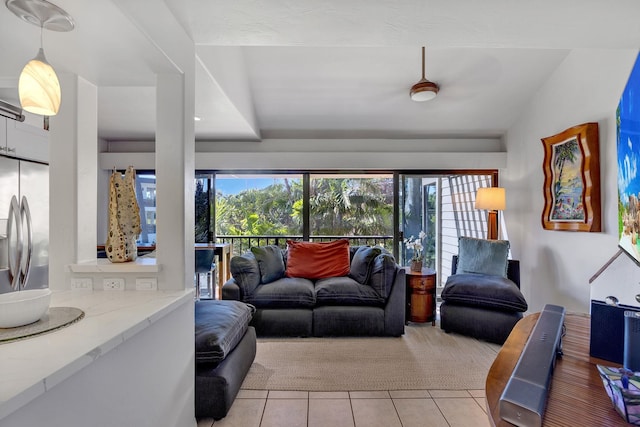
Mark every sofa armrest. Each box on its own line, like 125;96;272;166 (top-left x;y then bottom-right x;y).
222;279;242;301
384;266;406;336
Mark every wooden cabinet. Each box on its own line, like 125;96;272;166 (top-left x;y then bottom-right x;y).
405;268;436;325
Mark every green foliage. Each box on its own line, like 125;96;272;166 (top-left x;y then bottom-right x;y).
194;180;210;242
619;194;625;238
215;177;393;238
309;178;393;236
216;179;303;236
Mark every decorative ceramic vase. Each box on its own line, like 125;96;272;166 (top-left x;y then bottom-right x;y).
410;260;423;272
106;166;141;263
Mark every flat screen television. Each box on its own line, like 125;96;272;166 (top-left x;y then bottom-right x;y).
618;52;640;266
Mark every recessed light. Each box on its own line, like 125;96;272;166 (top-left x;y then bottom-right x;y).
194;116;201;121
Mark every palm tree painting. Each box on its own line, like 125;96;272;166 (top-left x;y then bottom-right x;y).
541;122;600;232
550;137;584;221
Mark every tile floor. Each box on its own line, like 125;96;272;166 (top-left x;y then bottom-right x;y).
197;389;491;427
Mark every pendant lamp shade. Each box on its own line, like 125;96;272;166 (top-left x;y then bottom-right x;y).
19;47;61;116
6;0;75;117
410;46;439;102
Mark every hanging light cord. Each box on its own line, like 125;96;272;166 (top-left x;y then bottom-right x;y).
39;23;44;50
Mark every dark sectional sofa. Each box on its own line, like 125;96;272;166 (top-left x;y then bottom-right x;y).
222;243;406;337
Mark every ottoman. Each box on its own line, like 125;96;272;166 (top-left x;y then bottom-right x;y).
195;300;256;420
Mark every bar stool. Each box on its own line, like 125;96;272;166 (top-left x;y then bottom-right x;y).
195;249;216;299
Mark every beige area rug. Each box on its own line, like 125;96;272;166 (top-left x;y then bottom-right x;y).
242;323;502;391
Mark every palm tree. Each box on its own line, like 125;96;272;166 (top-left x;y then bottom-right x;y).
553;139;579;198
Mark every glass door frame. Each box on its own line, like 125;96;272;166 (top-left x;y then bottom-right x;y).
398;170;498;283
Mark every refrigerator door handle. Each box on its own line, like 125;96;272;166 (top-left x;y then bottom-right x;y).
7;195;22;291
20;196;32;288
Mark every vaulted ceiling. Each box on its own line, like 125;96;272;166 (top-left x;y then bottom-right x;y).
1;0;639;142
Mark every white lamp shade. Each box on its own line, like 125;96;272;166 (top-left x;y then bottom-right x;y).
475;187;506;211
19;48;61;116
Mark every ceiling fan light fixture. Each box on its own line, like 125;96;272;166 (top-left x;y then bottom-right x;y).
410;78;439;102
410;46;439;102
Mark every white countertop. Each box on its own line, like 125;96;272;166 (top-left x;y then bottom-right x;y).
0;289;194;420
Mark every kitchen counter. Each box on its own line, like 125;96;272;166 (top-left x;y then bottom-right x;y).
0;289;194;421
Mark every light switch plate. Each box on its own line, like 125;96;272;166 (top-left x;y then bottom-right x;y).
71;277;93;290
135;277;157;291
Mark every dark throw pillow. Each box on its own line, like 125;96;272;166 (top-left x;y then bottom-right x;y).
349;246;382;285
230;252;261;296
250;245;285;283
367;253;397;299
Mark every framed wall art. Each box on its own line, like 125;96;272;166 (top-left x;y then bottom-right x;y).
541;122;601;232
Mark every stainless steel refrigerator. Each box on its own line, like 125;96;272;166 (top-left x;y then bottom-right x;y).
0;156;48;294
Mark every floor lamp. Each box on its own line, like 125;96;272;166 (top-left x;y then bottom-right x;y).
475;187;506;240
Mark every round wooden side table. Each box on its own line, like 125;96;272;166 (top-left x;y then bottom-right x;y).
405;267;437;325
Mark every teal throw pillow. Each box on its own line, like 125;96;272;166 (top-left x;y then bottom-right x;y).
250;245;285;283
456;237;509;278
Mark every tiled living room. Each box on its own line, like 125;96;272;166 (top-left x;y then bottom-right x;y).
1;1;640;427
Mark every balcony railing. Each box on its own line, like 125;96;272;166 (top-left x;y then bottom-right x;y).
215;235;394;256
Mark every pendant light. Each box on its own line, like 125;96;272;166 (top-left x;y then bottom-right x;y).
410;46;439;102
6;0;75;116
19;29;60;116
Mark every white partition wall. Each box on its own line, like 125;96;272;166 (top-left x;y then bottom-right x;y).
49;74;98;290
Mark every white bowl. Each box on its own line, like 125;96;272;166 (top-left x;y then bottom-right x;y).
0;289;52;328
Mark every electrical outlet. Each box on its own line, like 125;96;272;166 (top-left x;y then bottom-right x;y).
135;277;157;291
103;277;125;291
71;277;93;290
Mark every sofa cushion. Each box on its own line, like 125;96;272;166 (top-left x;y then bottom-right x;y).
315;276;385;306
195;300;255;366
349;246;382;285
441;273;527;312
456;237;509;278
230;252;261;297
250;245;285;283
247;277;316;308
285;239;350;279
367;253;397;299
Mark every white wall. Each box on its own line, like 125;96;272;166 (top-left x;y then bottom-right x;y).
503;48;640;313
49;74;98;289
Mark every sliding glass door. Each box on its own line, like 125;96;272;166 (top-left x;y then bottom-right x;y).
309;173;393;249
400;173;497;287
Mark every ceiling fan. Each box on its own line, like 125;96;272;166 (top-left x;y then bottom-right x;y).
410;46;439;102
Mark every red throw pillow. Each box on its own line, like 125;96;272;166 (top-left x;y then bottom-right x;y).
286;240;350;279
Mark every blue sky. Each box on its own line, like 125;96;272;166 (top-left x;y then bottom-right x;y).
618;53;640;206
216;178;281;195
